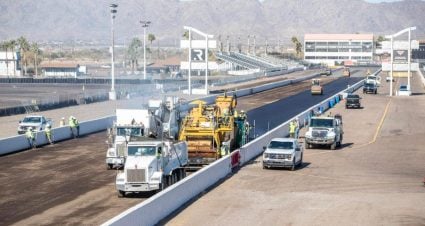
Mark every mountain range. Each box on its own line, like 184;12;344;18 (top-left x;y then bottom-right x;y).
0;0;423;45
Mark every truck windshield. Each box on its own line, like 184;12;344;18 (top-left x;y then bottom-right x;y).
23;117;41;123
117;128;142;136
310;118;333;128
128;146;156;156
268;141;293;149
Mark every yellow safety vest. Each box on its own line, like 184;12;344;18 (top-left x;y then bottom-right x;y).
289;123;296;133
26;130;34;139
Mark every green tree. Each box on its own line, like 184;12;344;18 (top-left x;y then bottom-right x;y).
0;41;10;76
17;36;30;76
9;40;17;76
148;34;156;45
30;42;42;77
291;36;303;59
127;38;142;73
182;31;190;40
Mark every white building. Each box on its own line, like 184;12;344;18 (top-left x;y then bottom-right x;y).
304;34;374;66
40;62;80;77
0;51;21;76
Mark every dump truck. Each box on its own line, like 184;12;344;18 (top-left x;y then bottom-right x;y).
115;137;188;197
178;94;249;168
311;79;323;95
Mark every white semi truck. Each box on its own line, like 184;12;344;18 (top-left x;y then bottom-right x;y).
115;138;188;197
106;97;181;169
106;109;161;169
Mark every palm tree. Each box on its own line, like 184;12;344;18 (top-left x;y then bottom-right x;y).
17;36;30;76
148;34;156;45
9;40;17;77
182;31;190;40
127;38;142;74
0;41;9;76
31;42;41;77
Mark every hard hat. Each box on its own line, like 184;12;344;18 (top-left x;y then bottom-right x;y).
28;127;33;131
240;110;245;113
46;124;51;128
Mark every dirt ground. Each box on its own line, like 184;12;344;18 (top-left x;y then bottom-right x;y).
162;73;425;226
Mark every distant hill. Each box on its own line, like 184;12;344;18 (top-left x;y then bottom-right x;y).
0;0;424;45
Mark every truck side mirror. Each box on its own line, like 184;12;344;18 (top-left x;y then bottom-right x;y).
296;148;300;152
19;120;22;123
262;146;266;150
158;147;162;154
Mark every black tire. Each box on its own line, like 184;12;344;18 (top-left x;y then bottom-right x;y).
298;154;303;167
330;142;336;150
291;159;296;171
118;190;126;198
107;164;113;170
304;141;310;149
262;163;266;169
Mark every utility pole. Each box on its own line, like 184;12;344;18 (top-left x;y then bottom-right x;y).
140;20;151;80
109;3;118;100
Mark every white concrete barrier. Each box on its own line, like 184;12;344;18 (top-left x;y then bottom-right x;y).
418;69;425;87
0;116;115;156
102;72;368;226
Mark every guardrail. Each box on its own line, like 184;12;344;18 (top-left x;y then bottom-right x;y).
102;71;370;226
0;116;115;156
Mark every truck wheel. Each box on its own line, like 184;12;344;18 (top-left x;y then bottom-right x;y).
305;142;310;149
107;164;113;170
290;159;296;171
262;163;266;169
118;190;126;198
330;142;336;150
298;154;303;167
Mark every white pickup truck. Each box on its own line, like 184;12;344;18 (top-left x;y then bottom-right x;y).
17;115;52;134
262;138;303;171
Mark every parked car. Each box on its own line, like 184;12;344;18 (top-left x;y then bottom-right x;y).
397;85;411;96
386;76;395;82
363;82;378;94
320;68;332;76
345;94;361;109
262;138;303;171
18;115;52;134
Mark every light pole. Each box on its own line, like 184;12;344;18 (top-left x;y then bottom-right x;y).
385;26;416;96
109;3;118;100
140;20;151;80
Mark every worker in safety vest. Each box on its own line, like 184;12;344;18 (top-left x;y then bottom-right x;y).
220;141;231;157
45;124;53;144
289;121;296;138
69;116;80;138
25;127;36;149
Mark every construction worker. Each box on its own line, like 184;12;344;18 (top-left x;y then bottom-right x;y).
25;127;36;149
45;124;53;144
240;110;246;120
69;116;80;138
289;121;296;138
220;140;231;157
